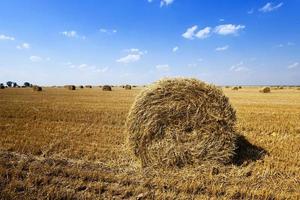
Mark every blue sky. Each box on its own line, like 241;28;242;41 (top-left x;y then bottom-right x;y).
0;0;299;86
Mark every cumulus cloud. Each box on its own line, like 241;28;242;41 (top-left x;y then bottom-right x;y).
17;43;30;49
61;30;85;39
65;62;108;73
117;48;147;64
288;62;299;69
116;54;141;64
259;2;283;13
214;24;245;35
95;67;109;73
230;61;250;72
215;45;229;51
29;56;42;62
182;25;198;39
160;0;174;7
172;46;179;52
124;48;147;55
0;34;15;41
183;24;245;40
195;27;211;39
247;9;254;14
156;64;170;71
99;28;117;34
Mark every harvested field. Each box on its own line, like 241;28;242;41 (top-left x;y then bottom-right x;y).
0;87;300;199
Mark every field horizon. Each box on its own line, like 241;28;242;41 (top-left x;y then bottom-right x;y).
1;86;300;199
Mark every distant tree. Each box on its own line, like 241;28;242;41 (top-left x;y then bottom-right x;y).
0;83;4;89
24;82;31;87
13;82;18;87
6;81;13;87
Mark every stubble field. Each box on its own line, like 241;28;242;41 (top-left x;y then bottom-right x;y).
0;86;300;199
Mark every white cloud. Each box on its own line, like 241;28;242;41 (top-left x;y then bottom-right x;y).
0;34;15;41
288;62;299;69
117;48;147;64
259;2;283;13
148;0;153;2
61;30;77;37
219;19;225;22
78;64;88;69
234;67;249;72
247;9;254;14
116;54;141;64
65;62;108;73
17;43;30;49
156;64;170;71
61;30;85;39
276;44;284;48
125;48;147;55
160;0;174;7
214;24;245;35
95;67;109;73
99;28;117;34
29;56;42;62
195;27;211;39
215;45;229;51
230;61;250;72
182;25;198;39
172;46;179;52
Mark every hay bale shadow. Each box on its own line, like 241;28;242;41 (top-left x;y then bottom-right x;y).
232;135;268;166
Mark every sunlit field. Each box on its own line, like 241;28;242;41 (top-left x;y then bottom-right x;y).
1;87;300;199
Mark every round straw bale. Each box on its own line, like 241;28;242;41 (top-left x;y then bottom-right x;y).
64;85;76;90
259;87;271;93
232;86;239;90
79;85;84;89
125;85;132;90
32;85;42;91
125;78;237;168
102;85;112;91
85;85;92;88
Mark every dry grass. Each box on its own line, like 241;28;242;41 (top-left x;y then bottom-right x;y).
126;78;237;168
0;86;300;199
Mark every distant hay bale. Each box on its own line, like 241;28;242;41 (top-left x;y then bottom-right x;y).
125;78;237;168
124;85;132;90
259;87;271;93
32;85;42;91
279;86;284;89
85;85;92;88
238;86;242;89
102;85;112;91
79;85;84;89
64;85;76;90
232;87;239;90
